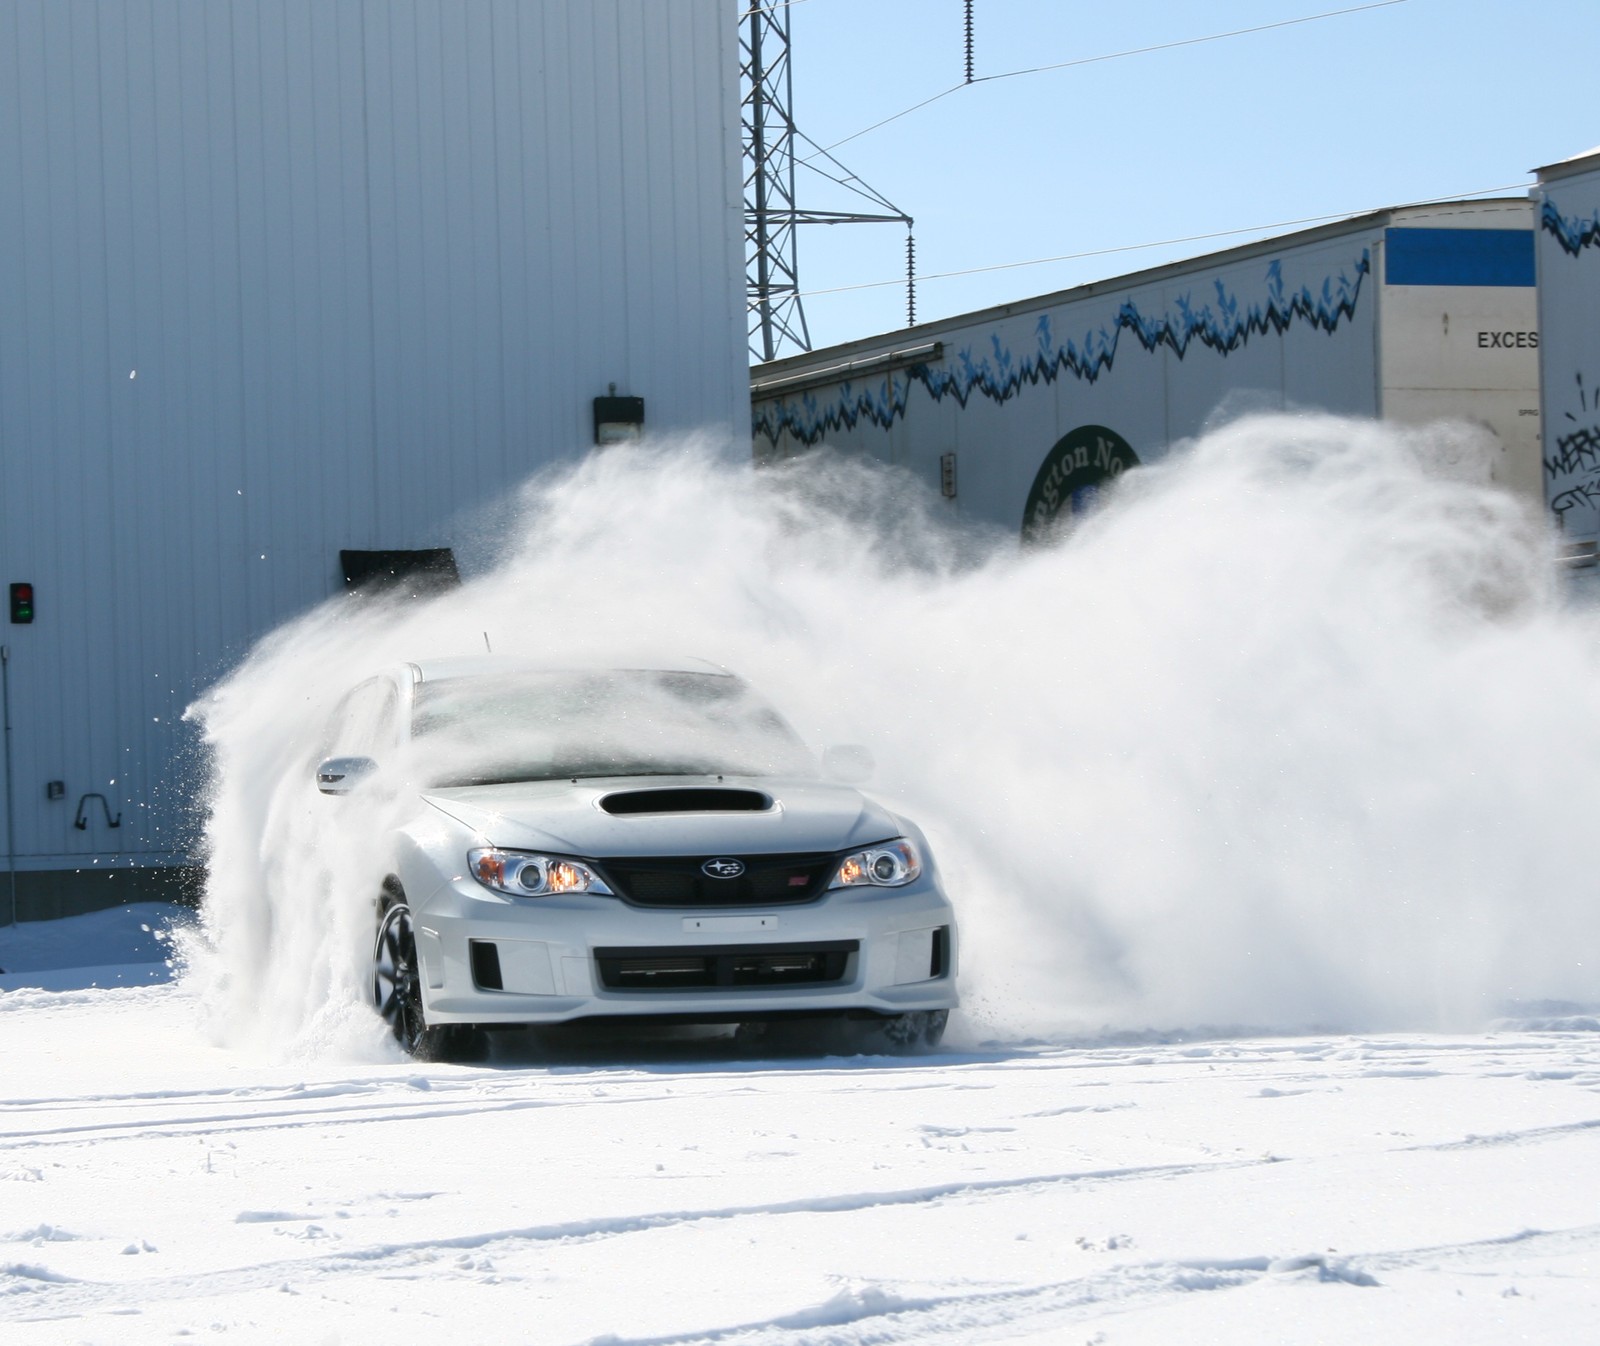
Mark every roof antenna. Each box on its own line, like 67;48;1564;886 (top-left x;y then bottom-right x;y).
483;631;493;654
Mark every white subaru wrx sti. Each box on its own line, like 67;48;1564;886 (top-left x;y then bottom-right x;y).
315;658;958;1059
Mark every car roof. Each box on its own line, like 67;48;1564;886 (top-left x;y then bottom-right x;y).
407;654;733;684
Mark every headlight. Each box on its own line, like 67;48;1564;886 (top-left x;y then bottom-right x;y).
829;838;923;889
468;848;613;898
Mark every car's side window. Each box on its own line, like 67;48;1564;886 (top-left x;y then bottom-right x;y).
323;679;400;760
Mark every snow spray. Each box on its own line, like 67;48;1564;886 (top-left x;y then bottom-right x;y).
181;415;1600;1054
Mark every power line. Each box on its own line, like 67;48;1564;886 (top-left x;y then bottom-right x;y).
803;0;1408;162
981;0;1407;84
794;182;1534;299
794;128;908;218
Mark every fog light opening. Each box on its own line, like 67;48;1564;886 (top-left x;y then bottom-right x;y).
469;940;504;991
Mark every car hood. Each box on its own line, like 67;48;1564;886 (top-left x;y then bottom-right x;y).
418;776;901;858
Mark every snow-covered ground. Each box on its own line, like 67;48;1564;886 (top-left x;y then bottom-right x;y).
9;426;1600;1340
2;908;1597;1344
0;903;182;994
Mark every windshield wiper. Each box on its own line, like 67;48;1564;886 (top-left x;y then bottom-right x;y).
568;769;739;781
436;768;746;787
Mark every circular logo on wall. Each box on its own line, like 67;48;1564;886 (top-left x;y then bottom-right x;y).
1021;424;1140;539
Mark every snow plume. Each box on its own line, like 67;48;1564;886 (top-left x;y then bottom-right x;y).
182;416;1600;1054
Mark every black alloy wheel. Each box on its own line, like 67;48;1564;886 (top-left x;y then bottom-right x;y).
373;901;427;1055
372;900;487;1063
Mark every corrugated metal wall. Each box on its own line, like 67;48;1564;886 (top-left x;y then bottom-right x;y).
0;0;745;879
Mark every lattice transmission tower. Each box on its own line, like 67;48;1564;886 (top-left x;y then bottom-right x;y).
741;5;914;365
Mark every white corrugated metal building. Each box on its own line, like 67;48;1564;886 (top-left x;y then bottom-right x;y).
752;200;1541;538
0;0;746;918
1533;146;1600;566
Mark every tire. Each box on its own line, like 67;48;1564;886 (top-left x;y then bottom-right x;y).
372;900;487;1063
852;1008;948;1055
743;1009;948;1058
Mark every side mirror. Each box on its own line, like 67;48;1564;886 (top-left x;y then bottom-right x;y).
822;744;874;784
316;756;378;795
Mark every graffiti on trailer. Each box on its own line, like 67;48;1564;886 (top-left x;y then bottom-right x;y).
1546;373;1600;534
1539;197;1600;258
753;252;1372;448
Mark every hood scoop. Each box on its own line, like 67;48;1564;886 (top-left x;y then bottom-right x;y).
599;787;772;816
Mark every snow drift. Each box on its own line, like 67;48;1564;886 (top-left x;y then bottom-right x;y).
181;414;1600;1054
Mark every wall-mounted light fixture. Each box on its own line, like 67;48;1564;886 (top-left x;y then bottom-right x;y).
593;384;645;446
8;582;34;624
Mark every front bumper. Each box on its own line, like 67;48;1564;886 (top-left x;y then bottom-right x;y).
408;873;959;1026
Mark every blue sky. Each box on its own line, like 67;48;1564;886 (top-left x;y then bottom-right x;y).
773;0;1598;355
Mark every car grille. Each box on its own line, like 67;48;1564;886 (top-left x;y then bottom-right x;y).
594;853;836;907
594;940;857;991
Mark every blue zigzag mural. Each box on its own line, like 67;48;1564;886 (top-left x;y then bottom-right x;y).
754;251;1372;447
1540;198;1600;257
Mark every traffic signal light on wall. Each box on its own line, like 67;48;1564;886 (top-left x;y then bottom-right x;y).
9;582;34;623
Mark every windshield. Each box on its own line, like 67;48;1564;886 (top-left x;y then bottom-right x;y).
409;670;815;786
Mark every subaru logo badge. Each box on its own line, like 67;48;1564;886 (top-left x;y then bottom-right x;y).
703;857;745;879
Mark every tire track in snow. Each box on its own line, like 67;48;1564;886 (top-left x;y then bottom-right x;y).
12;1047;1593;1154
1400;1116;1600;1151
0;1158;1262;1322
0;1049;1158;1151
0;1079;407;1112
10;1220;1599;1337
0;1054;1054;1145
1352;1220;1600;1273
0;1095;583;1149
574;1224;1600;1346
0;1081;731;1149
0;1081;1002;1150
580;1263;1272;1346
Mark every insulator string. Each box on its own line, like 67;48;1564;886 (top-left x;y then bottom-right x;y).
906;230;917;327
